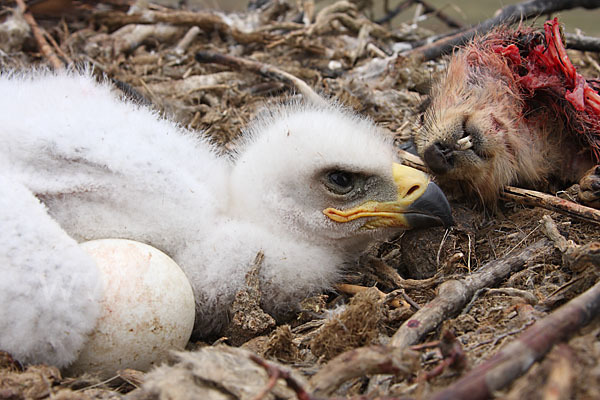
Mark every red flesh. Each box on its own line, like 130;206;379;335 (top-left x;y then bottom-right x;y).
490;18;600;161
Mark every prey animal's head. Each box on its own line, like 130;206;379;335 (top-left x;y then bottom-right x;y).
414;31;555;203
230;101;453;254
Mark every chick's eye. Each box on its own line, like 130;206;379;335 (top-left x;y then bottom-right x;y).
329;171;352;187
326;170;355;194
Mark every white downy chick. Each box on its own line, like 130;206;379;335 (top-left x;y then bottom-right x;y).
0;70;452;368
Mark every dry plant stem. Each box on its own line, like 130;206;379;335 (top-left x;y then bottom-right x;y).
376;0;462;28
174;26;200;55
376;0;413;25
15;0;64;69
389;239;552;349
195;51;327;107
541;344;575;400
336;283;404;308
112;24;180;54
429;279;600;400
367;256;443;290
248;354;313;400
503;186;600;226
540;214;576;253
540;214;600;272
416;0;463;29
396;148;429;173
308;346;417;397
93;10;269;44
404;0;600;61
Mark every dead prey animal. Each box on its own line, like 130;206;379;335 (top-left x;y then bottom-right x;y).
415;18;600;207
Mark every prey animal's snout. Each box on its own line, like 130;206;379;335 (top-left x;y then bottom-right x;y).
423;142;455;175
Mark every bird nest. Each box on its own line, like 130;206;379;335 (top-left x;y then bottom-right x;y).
1;1;600;399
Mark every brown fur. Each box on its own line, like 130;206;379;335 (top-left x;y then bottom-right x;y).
414;25;599;205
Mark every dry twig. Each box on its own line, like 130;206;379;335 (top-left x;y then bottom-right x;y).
93;10;270;44
541;344;576;400
565;32;600;52
540;214;600;272
429;279;600;400
389;239;552;349
249;354;313;400
417;330;467;382
404;0;600;61
377;0;462;28
336;283;406;308
503;186;600;226
195;51;327;107
308;346;418;397
15;0;64;69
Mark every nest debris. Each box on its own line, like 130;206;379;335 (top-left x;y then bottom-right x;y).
1;1;600;399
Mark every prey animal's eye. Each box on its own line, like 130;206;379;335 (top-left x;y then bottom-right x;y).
325;170;355;195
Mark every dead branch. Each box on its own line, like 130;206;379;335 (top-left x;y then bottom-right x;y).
376;0;462;28
565;32;600;52
541;344;576;400
173;26;200;55
308;346;418;397
249;354;314;400
110;23;181;54
416;0;463;29
336;283;406;308
195;51;327;107
15;0;64;69
396;148;428;173
366;256;444;290
26;0;74;15
376;0;413;25
92;10;271;44
503;186;600;226
417;330;467;382
404;0;600;61
429;279;600;400
540;214;600;272
389;239;553;349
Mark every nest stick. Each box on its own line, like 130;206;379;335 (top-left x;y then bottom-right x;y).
502;186;600;226
415;0;463;29
396;149;428;173
429;279;600;400
15;0;64;70
92;10;269;44
248;354;313;400
195;51;327;107
541;214;600;272
404;0;600;60
565;32;600;52
308;346;417;397
376;0;463;28
389;238;552;349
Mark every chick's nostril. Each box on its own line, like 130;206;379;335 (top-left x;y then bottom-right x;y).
423;142;453;174
406;185;420;197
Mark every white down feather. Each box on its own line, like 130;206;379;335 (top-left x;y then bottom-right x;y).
0;69;405;367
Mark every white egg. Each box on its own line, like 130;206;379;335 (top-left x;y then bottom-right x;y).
66;239;195;378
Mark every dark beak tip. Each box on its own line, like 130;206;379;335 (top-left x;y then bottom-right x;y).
406;182;454;229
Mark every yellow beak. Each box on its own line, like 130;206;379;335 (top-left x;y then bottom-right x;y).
323;163;453;229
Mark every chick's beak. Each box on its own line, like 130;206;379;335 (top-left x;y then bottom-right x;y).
323;163;454;229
